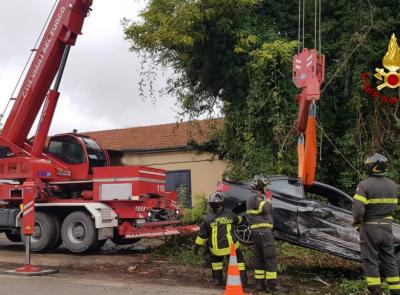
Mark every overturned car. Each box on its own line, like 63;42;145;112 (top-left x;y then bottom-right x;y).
217;176;400;262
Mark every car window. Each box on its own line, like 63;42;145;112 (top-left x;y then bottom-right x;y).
305;183;353;211
267;179;304;198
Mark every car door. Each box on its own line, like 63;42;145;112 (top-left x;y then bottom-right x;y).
267;177;304;240
298;182;360;259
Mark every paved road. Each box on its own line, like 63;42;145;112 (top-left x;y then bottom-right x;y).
0;234;223;295
0;271;221;295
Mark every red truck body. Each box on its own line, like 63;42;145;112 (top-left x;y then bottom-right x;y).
0;0;197;253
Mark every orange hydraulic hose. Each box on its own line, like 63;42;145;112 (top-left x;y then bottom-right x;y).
302;102;317;185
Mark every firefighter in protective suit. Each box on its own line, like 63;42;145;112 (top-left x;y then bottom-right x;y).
352;153;400;295
194;192;247;287
248;175;278;292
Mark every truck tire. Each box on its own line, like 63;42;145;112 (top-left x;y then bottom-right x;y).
21;212;61;252
5;232;22;243
61;211;97;253
234;212;254;246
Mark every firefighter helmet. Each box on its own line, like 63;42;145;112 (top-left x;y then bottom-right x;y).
208;192;224;213
364;153;388;176
251;175;270;191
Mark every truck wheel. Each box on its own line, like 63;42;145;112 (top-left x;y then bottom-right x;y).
234;212;254;246
5;232;22;243
61;211;97;253
21;212;61;252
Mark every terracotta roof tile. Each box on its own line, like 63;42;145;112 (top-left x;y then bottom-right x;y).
82;119;223;151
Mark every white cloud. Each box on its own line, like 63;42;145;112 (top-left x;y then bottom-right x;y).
0;0;180;137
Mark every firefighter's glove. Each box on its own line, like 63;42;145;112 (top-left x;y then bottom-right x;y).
351;219;360;231
193;245;200;255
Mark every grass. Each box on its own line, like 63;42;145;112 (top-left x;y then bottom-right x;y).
149;236;371;294
152;199;371;294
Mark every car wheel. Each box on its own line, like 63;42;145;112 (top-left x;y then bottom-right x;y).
5;232;22;243
21;212;60;252
61;211;97;253
234;212;253;245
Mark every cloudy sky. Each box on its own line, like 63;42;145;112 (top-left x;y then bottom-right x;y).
0;0;181;136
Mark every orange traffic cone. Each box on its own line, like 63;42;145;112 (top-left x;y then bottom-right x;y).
222;244;249;295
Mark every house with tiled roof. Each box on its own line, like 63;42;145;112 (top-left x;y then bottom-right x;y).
83;119;225;206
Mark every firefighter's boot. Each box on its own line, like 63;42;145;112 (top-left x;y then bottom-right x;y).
240;270;248;288
266;279;278;292
212;270;223;286
255;279;265;292
368;286;382;295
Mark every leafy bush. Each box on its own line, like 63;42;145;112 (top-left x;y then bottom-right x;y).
181;194;208;224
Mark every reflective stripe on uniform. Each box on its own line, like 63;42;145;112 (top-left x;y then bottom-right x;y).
354;194;367;204
195;236;207;246
368;198;398;204
211;262;224;270
247;201;266;215
387;276;400;282
367;277;381;285
238;262;246;271
237;216;243;224
385;216;394;220
226;223;233;247
353;194;397;205
266;272;277;280
211;223;218;252
210;241;240;256
386;276;400;290
250;223;273;229
255;269;265;279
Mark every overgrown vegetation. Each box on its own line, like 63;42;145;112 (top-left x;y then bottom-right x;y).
151;236;369;294
124;1;400;194
125;3;399;290
181;193;207;224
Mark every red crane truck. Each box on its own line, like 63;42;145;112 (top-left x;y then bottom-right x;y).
0;0;197;254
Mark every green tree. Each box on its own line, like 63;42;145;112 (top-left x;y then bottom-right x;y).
124;0;400;193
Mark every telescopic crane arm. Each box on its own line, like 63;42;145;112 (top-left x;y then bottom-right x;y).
1;0;93;152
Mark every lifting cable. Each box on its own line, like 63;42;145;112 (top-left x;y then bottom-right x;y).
0;0;58;125
296;0;364;181
316;118;362;178
294;0;324;185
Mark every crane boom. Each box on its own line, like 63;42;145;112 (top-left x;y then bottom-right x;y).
1;0;93;148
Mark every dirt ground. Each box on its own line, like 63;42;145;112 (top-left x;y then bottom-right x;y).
0;234;363;295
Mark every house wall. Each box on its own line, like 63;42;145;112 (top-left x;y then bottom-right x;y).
121;150;227;202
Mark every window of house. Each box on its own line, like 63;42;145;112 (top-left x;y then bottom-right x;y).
166;170;192;208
